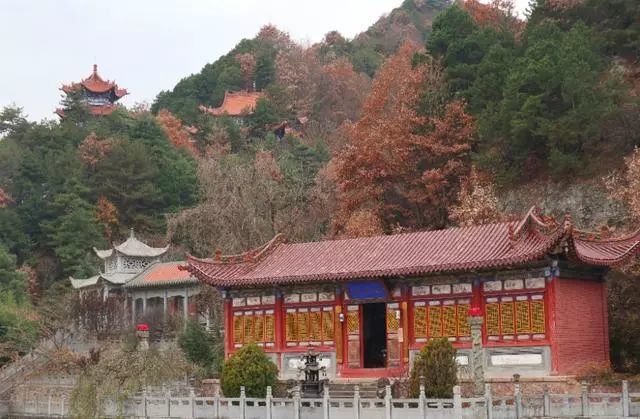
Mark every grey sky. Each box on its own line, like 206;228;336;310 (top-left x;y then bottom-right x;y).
0;0;529;122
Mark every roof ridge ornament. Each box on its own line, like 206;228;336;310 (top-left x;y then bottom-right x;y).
130;227;135;239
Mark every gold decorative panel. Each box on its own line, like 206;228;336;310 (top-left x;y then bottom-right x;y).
323;311;335;340
443;305;457;337
297;311;309;341
516;300;531;333
428;306;442;337
233;315;243;344
386;309;399;333
501;302;515;335
457;304;470;336
347;311;360;335
414;306;427;338
531;300;545;334
265;314;275;342
254;315;265;342
243;315;254;343
286;312;297;342
309;311;322;340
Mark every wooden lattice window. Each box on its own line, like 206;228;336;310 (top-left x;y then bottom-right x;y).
323;309;335;341
428;305;442;337
309;310;322;341
485;294;546;338
443;305;457;337
485;302;500;336
233;310;275;347
254;314;265;342
516;299;531;334
265;313;275;342
347;310;360;335
457;304;470;336
386;308;400;333
286;310;297;342
243;314;255;343
414;305;427;338
285;306;336;345
414;300;471;340
233;314;244;344
531;299;545;334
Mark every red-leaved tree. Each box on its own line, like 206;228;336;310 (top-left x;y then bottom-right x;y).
333;43;475;237
156;109;198;157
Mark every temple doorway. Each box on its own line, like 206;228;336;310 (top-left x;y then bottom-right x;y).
362;302;387;368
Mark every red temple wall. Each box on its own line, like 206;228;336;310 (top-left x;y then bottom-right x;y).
553;278;609;374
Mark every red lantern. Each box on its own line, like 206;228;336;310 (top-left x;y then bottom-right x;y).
136;323;149;331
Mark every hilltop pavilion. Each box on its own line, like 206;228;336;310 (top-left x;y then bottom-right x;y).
56;64;128;117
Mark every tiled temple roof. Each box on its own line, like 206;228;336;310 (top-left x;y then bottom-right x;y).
199;91;264;116
124;261;197;289
61;64;128;97
183;207;640;288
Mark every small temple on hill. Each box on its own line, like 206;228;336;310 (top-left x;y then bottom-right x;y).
56;64;128;118
70;230;201;326
184;207;640;380
199;90;263;119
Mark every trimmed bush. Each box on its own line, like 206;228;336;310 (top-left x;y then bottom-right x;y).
177;319;223;376
221;343;278;397
409;338;458;398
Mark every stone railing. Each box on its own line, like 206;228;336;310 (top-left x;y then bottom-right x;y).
8;381;640;418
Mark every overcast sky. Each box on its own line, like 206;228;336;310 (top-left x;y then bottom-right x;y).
0;0;529;122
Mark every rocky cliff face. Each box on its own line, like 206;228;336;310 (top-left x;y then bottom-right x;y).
499;179;629;230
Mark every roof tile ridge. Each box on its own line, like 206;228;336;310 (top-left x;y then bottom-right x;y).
510;206;561;243
184;234;286;267
572;225;640;243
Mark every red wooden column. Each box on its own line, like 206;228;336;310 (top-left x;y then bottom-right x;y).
401;286;410;366
274;290;285;352
223;293;233;359
546;274;559;374
335;287;345;369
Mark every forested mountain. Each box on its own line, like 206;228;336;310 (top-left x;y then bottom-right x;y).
1;0;640;371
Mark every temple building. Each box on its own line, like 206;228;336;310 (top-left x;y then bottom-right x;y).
184;207;640;380
56;64;128;118
199;90;264;120
70;230;201;327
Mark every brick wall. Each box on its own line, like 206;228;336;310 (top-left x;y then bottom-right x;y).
553;278;609;374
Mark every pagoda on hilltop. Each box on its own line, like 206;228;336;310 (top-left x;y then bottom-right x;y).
56;64;128;118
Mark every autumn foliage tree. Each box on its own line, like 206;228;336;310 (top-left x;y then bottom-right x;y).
449;167;503;227
155;109;198;157
78;133;117;169
236;53;257;91
462;0;523;34
333;43;475;236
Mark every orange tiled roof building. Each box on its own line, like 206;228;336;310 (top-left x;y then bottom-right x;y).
184;207;640;380
56;64;128;118
199;90;264;117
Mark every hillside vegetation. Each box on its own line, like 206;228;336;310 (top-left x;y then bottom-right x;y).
0;0;639;371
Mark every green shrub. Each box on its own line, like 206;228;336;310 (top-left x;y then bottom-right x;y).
221;343;278;397
177;319;223;376
409;338;458;398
